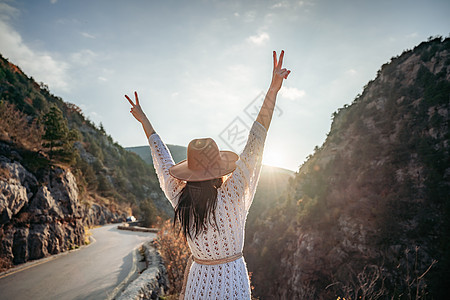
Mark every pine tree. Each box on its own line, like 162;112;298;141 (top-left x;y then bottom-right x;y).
42;106;79;162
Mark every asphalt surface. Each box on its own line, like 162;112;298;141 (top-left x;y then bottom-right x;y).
0;224;155;300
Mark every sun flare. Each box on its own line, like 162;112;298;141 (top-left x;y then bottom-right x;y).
262;145;286;169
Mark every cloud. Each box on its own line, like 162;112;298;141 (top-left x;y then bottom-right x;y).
271;1;289;9
279;86;306;100
271;1;312;10
346;69;357;75
71;49;97;66
0;2;19;21
227;64;252;83
247;32;270;46
81;32;95;39
50;0;58;4
89;111;102;121
298;1;315;8
243;11;256;23
0;9;70;92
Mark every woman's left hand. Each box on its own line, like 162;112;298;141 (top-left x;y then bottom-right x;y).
125;91;147;124
270;50;291;92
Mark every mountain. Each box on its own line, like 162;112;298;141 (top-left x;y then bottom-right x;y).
126;144;188;165
126;145;296;234
245;36;450;299
0;54;171;271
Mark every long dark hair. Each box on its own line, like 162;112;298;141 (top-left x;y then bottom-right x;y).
174;177;223;239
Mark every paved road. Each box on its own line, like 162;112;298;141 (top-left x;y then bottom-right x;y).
0;224;155;300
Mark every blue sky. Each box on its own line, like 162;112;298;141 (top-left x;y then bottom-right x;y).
0;0;449;171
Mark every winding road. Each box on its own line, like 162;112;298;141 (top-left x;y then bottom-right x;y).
0;224;155;300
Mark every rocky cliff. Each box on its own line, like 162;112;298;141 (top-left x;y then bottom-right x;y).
0;142;126;268
0;53;168;271
246;37;450;299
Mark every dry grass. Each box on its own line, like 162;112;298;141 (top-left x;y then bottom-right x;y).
153;218;190;296
0;101;44;151
83;226;92;245
0;167;10;181
0;256;12;273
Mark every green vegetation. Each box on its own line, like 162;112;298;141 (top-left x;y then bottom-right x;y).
245;36;450;298
139;200;159;228
0;54;169;225
42;105;79;162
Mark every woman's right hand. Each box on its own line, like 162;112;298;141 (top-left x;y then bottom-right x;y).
125;91;148;124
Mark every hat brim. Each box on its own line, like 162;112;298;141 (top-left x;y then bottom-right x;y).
169;151;239;182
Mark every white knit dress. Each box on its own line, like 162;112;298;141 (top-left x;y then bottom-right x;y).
148;120;267;300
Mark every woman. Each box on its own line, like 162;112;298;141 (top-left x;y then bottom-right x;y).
125;50;290;299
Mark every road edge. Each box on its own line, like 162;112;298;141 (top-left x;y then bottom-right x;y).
115;240;168;300
106;243;140;300
0;233;97;280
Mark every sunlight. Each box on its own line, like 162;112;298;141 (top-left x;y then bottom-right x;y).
262;145;286;169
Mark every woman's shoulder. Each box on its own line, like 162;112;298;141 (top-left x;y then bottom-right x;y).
219;171;244;197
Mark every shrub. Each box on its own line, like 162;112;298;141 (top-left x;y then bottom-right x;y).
154;218;190;296
0;256;12;273
0;100;43;150
139;200;158;228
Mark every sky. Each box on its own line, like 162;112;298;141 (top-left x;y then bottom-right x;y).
0;0;449;171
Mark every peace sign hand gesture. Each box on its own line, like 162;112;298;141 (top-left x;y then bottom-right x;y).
270;50;291;92
124;91;155;137
125;91;147;124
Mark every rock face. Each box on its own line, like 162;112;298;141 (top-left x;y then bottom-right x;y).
245;37;450;299
0;160;36;224
117;241;168;300
0;150;126;267
84;203;125;227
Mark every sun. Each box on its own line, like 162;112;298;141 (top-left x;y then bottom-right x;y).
262;145;285;168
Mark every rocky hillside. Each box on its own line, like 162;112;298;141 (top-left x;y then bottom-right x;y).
0;54;170;271
246;36;450;299
0;145;125;265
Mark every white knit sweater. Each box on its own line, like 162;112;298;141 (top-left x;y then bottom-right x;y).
148;121;267;299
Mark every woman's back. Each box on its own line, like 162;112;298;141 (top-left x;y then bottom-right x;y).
148;120;267;299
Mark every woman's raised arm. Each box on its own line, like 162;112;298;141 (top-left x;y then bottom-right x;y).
255;50;291;130
125;91;156;138
125;91;185;207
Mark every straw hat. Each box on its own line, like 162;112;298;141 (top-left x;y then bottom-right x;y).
169;138;239;182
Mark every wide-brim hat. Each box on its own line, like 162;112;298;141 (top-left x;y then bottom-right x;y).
169;137;239;182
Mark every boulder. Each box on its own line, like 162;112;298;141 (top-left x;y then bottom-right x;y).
48;168;82;218
0;161;37;224
47;222;66;254
29;186;64;220
28;224;50;260
0;228;15;263
12;227;29;264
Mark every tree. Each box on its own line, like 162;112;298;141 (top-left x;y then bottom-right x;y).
42;106;79;162
139;200;158;227
99;122;106;135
